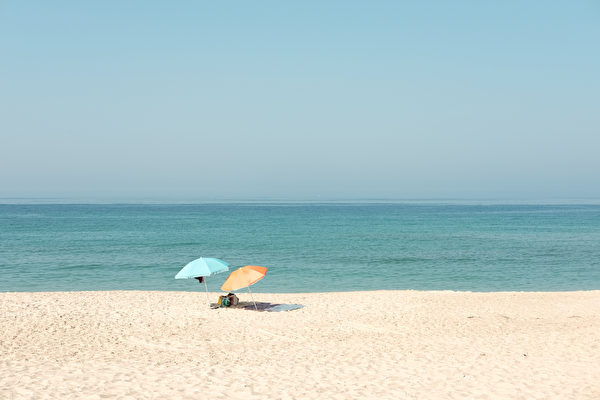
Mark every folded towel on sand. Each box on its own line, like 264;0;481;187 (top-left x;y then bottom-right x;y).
242;302;304;312
264;304;304;312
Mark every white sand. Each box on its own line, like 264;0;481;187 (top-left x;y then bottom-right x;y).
1;290;599;399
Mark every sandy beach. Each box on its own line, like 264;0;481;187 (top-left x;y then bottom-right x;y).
1;290;599;399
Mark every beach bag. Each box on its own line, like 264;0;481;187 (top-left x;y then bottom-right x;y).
227;293;239;306
218;295;231;307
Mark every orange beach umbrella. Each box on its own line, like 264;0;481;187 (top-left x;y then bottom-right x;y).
221;265;268;309
222;265;268;291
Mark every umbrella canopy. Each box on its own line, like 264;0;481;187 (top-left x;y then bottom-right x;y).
221;265;268;291
175;257;230;280
175;257;230;306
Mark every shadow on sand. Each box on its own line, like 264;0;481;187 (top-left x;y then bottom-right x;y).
211;301;304;312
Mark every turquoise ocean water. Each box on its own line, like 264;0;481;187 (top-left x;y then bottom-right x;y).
1;203;599;293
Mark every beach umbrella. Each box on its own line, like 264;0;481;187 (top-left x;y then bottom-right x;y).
175;257;230;303
221;265;268;310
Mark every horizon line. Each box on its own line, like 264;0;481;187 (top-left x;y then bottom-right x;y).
2;196;600;206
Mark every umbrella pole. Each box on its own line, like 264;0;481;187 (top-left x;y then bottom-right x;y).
203;279;210;306
248;286;258;310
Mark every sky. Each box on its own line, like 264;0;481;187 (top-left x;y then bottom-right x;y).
1;1;599;201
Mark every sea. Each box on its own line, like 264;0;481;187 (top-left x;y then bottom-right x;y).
1;202;600;293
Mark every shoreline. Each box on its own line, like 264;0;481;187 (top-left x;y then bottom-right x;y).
4;288;600;294
2;290;599;399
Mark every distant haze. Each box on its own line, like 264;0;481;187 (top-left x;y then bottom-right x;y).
1;1;599;201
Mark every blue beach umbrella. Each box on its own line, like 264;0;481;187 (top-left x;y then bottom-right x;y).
175;257;230;303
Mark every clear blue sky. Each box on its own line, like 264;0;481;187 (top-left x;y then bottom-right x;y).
1;1;599;200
